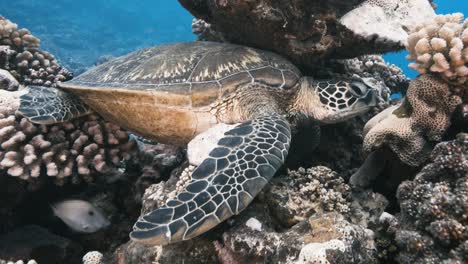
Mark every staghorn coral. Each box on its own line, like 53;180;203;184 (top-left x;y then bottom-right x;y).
0;93;137;185
264;166;351;225
392;133;467;263
406;13;468;87
364;74;462;166
0;16;72;88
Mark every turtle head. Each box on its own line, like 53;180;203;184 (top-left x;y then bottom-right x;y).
294;76;382;124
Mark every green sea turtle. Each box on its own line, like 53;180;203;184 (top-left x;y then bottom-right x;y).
18;41;383;245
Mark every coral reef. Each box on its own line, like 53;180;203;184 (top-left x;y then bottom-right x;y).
0;93;137;185
0;16;72;88
363;74;462;166
82;251;103;264
219;212;377;264
406;13;468;87
391;133;467;263
179;0;426;68
263;166;351;226
117;164;384;263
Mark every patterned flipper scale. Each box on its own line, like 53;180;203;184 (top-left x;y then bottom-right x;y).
18;86;91;125
130;113;291;245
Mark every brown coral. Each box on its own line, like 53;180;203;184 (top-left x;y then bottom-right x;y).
0;16;72;89
407;13;468;87
364;74;462;166
0;102;137;185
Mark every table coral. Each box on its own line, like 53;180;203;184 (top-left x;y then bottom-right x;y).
0;16;72;88
407;13;468;87
393;133;467;263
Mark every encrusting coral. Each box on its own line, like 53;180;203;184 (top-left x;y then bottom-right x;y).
406;13;468;88
0;16;72;88
391;133;467;263
0;93;137;185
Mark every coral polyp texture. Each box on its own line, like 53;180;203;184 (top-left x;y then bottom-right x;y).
0;16;72;88
407;13;468;87
393;133;467;263
0;94;137;184
363;74;462;166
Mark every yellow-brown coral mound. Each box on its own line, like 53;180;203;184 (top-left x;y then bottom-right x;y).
406;13;468;86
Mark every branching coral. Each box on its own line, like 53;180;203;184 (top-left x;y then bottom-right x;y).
0;16;72;88
0;93;137;185
407;13;468;87
393;133;467;263
363;74;462;166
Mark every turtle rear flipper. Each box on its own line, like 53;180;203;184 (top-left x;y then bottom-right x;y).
130;113;291;245
18;86;91;125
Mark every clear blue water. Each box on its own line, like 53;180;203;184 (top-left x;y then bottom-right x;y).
0;0;466;77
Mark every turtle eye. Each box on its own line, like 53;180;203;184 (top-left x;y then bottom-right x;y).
349;82;368;97
88;210;94;216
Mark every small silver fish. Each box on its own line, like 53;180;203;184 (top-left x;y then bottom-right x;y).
51;199;110;233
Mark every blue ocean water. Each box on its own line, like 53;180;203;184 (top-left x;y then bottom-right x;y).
0;0;466;77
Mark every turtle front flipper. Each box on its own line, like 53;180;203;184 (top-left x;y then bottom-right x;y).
18;86;91;125
130;113;291;245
